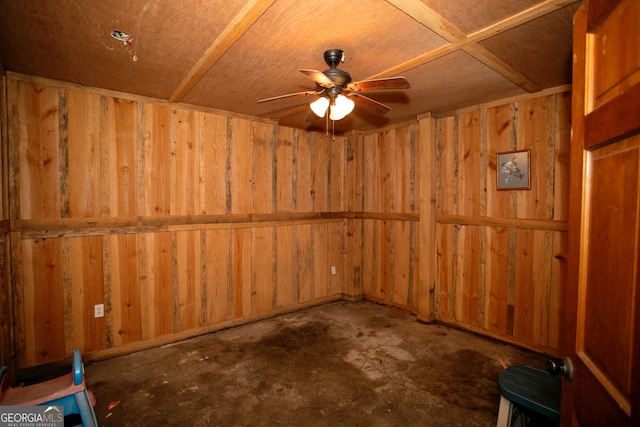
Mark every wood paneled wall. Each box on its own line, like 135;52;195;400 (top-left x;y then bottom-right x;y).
352;92;569;355
2;73;570;367
6;76;350;367
1;70;10;368
431;93;570;354
347;126;421;314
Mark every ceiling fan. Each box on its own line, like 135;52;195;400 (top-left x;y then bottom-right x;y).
257;49;410;121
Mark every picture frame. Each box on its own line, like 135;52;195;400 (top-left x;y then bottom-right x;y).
496;149;531;190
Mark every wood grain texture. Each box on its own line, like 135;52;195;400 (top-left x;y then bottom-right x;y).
4;75;568;365
67;91;101;218
22;238;65;366
142;104;172;216
430;91;570;353
276;127;295;213
17;82;60;220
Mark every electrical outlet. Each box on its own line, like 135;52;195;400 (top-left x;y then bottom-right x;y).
331;266;337;275
94;304;104;318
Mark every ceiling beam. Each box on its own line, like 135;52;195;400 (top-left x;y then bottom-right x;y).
378;0;579;92
169;0;277;103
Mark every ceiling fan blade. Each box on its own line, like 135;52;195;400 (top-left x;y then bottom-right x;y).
351;94;390;116
346;77;410;92
299;69;335;88
257;90;322;103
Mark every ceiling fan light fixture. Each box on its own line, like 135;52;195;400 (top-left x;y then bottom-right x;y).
310;96;330;117
329;94;355;121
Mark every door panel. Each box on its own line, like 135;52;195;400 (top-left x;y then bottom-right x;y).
578;135;639;417
587;0;640;110
566;0;640;425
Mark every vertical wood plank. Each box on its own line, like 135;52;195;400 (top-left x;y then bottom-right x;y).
312;223;328;299
275;225;294;307
486;104;514;218
362;219;378;299
548;231;567;350
203;229;230;324
410;221;419;311
276;127;295;212
513;229;535;342
393;128;408;213
67;90;101;218
230;118;252;214
329;135;345;212
435;223;452;320
392;221;410;306
312;133;329;212
7;80;20;221
232;228;252;317
23;238;65;365
378;220;392;302
142;103;171;217
413;125;420;215
176;230;201;330
252;122;275;213
347;133;364;212
554;92;572;221
70;236;105;352
531;230;553;346
378;130;395;212
437;117;456;215
252;226;273;313
459;111;482;216
295;224;313;303
517;97;549;219
396;125;416;213
0;237;9;368
140;232;174;337
18;82;60;219
174;108;199;215
419;116;437;321
363;134;379;212
201;112;228;215
101;97;137;217
108;234;142;345
344;133;364;299
327;221;343;296
455;225;480;325
296;130;312;212
484;227;510;334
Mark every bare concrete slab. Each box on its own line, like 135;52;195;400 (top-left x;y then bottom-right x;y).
85;301;548;426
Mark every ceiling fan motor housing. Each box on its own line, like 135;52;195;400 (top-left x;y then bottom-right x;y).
323;49;352;88
323;68;351;88
324;49;344;67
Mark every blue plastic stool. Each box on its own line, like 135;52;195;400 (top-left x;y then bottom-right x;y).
0;349;98;427
497;364;561;426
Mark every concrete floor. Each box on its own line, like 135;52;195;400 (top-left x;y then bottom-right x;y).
83;301;548;426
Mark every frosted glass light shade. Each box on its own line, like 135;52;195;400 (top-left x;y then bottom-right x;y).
310;96;330;117
329;95;355;121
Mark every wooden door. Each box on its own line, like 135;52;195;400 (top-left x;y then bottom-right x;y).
564;0;640;425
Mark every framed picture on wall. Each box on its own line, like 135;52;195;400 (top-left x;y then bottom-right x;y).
497;149;531;190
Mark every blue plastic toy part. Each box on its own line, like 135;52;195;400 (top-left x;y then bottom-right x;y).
73;349;83;386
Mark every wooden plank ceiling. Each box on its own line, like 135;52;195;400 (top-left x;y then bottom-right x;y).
0;0;579;132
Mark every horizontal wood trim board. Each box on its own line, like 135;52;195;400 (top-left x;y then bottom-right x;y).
437;214;568;232
11;212;420;238
335;212;420;221
10;213;563;237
